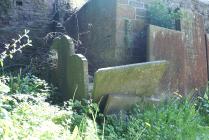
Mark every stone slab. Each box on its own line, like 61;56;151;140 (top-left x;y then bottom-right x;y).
67;54;89;100
206;34;209;80
51;35;88;100
147;25;186;94
92;60;168;102
102;94;160;115
180;10;208;94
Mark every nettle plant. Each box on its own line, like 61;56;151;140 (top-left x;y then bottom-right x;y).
0;30;32;93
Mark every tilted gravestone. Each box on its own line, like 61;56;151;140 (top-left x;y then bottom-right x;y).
92;60;168;102
147;25;186;94
51;35;88;100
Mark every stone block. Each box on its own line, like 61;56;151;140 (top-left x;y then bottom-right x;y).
92;61;168;102
65;0;118;74
206;34;209;80
147;25;186;94
180;10;208;94
51;35;88;100
68;54;89;100
102;94;142;114
102;94;161;115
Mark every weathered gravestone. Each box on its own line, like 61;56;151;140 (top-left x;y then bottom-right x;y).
51;35;89;100
92;60;168;102
147;25;186;94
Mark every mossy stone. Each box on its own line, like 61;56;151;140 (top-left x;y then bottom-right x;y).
93;60;168;102
51;35;88;100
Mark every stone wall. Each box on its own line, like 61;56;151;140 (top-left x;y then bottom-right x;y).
121;0;209;31
65;0;209;75
115;0;148;64
0;0;87;46
0;0;56;45
65;0;117;74
0;0;76;77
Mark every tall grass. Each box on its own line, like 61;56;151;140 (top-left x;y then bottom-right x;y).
0;75;209;139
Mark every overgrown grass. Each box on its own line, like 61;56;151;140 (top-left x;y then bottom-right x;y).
0;74;100;139
0;74;209;139
104;97;209;140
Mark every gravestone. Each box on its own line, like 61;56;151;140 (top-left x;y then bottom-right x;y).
147;25;186;94
51;35;89;100
180;10;208;94
92;60;168;102
68;54;89;100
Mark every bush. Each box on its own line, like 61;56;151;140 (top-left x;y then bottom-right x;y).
147;0;181;29
197;89;209;125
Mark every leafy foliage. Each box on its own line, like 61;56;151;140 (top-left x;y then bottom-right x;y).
103;96;209;140
147;0;181;29
0;29;32;67
0;30;32;94
0;74;209;139
196;89;209;125
0;73;100;139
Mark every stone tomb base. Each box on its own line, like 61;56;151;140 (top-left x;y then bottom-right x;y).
92;60;168;114
101;94;161;115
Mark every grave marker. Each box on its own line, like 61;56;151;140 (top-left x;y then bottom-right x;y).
92;60;168;102
51;35;89;100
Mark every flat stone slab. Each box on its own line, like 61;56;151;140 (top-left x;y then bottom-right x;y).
102;94;161;115
147;25;186;94
180;10;208;94
92;60;168;102
206;34;209;80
